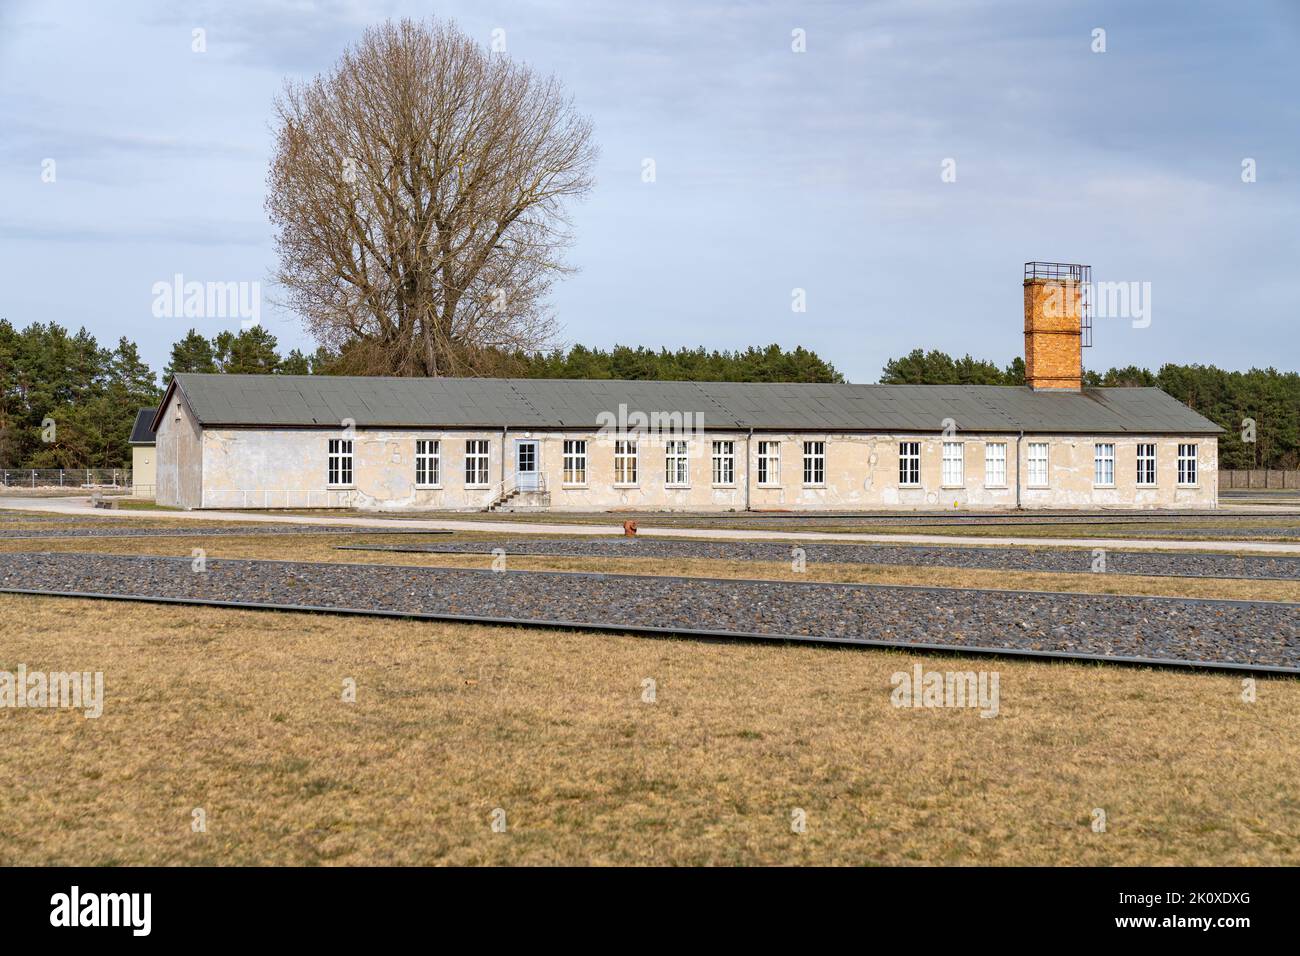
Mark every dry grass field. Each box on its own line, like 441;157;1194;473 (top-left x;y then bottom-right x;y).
2;518;1298;866
172;505;1300;541
1;592;1297;866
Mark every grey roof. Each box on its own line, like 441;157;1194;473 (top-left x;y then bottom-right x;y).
129;407;158;445
157;374;1223;435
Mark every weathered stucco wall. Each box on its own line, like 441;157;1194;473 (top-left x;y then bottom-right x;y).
766;432;1215;511
194;427;1218;511
155;391;203;508
200;428;506;510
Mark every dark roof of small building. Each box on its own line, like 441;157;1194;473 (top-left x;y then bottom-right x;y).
155;374;1224;435
129;407;158;445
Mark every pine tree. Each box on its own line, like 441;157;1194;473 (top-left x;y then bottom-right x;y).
164;329;218;378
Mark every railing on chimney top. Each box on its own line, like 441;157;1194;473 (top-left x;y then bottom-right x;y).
1024;261;1093;348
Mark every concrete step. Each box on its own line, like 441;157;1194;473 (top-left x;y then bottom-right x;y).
492;491;551;513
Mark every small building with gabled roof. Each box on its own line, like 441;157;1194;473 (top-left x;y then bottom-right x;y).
129;407;158;498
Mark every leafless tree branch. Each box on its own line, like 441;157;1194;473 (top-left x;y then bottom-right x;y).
266;18;596;376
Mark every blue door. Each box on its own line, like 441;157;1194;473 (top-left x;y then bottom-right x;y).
515;440;539;491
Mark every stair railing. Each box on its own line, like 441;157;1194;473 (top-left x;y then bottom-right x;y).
483;475;517;511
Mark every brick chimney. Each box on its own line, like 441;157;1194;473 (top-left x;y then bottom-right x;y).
1023;262;1091;391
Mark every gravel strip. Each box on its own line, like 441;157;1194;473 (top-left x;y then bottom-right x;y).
1;551;1297;671
0;513;89;523
0;525;453;540
481;511;1300;526
339;538;1300;581
313;509;1300;528
1138;527;1300;540
655;522;1300;538
468;513;1300;538
4;520;1293;543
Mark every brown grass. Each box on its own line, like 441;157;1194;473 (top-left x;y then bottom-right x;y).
1;593;1296;866
195;506;1300;540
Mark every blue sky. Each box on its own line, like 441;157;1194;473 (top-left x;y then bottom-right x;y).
1;0;1297;384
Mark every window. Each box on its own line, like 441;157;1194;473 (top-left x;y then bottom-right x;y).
415;439;440;487
465;439;490;486
757;441;781;485
1027;442;1049;487
898;442;920;486
517;440;537;478
614;439;638;485
802;441;825;485
984;443;1007;487
941;442;964;487
327;438;353;487
1136;443;1156;486
664;440;689;486
1094;443;1115;486
1178;443;1198;485
712;440;735;485
562;440;587;485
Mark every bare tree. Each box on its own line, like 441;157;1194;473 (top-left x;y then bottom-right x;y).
266;18;596;376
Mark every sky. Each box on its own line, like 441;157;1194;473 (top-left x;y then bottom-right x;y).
1;0;1297;384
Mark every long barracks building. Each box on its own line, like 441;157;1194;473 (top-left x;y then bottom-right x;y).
152;263;1222;512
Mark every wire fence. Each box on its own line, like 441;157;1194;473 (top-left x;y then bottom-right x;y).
0;468;133;489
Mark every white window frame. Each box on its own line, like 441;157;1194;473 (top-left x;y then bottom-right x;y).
1094;443;1116;488
414;439;440;488
757;440;781;486
941;441;965;488
465;439;490;488
1178;443;1198;486
327;438;354;488
1027;442;1049;488
614;439;639;486
984;442;1007;488
664;439;689;487
898;441;921;487
1136;443;1157;487
802;441;825;486
712;440;736;486
562;439;588;486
